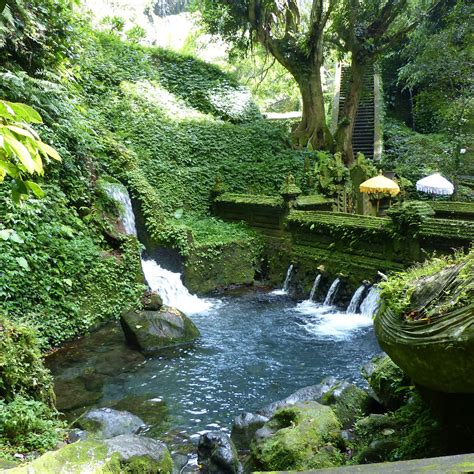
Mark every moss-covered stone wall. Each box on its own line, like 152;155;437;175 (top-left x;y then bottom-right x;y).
213;194;473;299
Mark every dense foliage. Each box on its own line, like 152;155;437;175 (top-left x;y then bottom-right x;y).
0;316;61;458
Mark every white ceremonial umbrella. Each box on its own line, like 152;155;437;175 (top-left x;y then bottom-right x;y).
416;173;454;196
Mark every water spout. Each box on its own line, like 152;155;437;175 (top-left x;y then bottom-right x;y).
347;285;366;314
272;264;294;295
309;274;321;301
360;287;381;317
323;278;341;306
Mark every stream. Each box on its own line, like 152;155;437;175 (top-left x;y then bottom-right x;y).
47;183;381;459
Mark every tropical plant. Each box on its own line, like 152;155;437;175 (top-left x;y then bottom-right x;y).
0;100;61;202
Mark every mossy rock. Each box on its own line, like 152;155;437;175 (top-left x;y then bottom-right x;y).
319;381;373;428
362;354;409;410
8;436;173;474
120;306;200;354
250;401;344;471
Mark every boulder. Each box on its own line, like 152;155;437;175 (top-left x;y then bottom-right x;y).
104;434;173;471
75;407;146;439
231;412;269;451
107;394;168;437
319;380;373;428
251;401;344;471
198;432;243;474
121;306;200;354
374;252;474;393
362;354;409;410
258;376;339;418
8;436;173;473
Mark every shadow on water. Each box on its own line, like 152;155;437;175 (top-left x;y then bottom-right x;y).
47;288;380;451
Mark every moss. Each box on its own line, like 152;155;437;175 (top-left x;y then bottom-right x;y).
7;441;115;473
215;193;285;208
184;241;259;293
362;354;409;410
122;453;173;473
251;402;344;471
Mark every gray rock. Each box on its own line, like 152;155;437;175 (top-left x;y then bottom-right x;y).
198;432;242;474
67;429;88;443
75;407;146;439
231;412;269;450
104;434;170;463
120;306;200;354
258;376;338;417
172;453;189;474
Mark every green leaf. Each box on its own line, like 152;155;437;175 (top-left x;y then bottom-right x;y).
25;181;45;199
0;160;20;178
37;141;61;161
4;134;36;173
9;230;24;244
16;256;30;271
8;102;43;124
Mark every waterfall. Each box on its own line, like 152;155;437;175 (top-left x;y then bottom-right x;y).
140;259;212;314
104;183;212;314
103;182;137;236
346;285;366;314
360;287;381;317
323;278;340;306
309;274;321;301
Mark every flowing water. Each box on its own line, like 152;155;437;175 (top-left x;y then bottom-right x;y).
347;285;366;314
48;290;380;445
56;184;381;455
308;274;322;301
271;264;294;295
324;278;341;306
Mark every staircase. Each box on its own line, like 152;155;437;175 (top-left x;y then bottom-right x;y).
332;63;380;160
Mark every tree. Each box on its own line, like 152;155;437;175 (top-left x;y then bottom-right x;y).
198;0;336;150
0;100;61;202
330;0;427;165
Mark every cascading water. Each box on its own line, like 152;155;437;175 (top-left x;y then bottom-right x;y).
360;286;381;317
346;285;366;314
272;264;294;295
103;182;137;236
309;274;322;301
323;278;341;306
104;183;212;314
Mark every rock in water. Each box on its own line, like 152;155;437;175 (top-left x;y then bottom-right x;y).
198;432;242;474
258;376;339;418
75;407;146;439
231;412;269;451
120;306;200;354
251;401;344;471
104;434;173;470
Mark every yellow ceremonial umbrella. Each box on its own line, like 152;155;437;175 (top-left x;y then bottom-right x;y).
360;173;400;213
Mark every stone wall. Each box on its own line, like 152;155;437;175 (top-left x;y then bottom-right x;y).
213;193;474;300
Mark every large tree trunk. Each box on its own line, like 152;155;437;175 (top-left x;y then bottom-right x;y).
292;69;332;150
334;60;364;166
